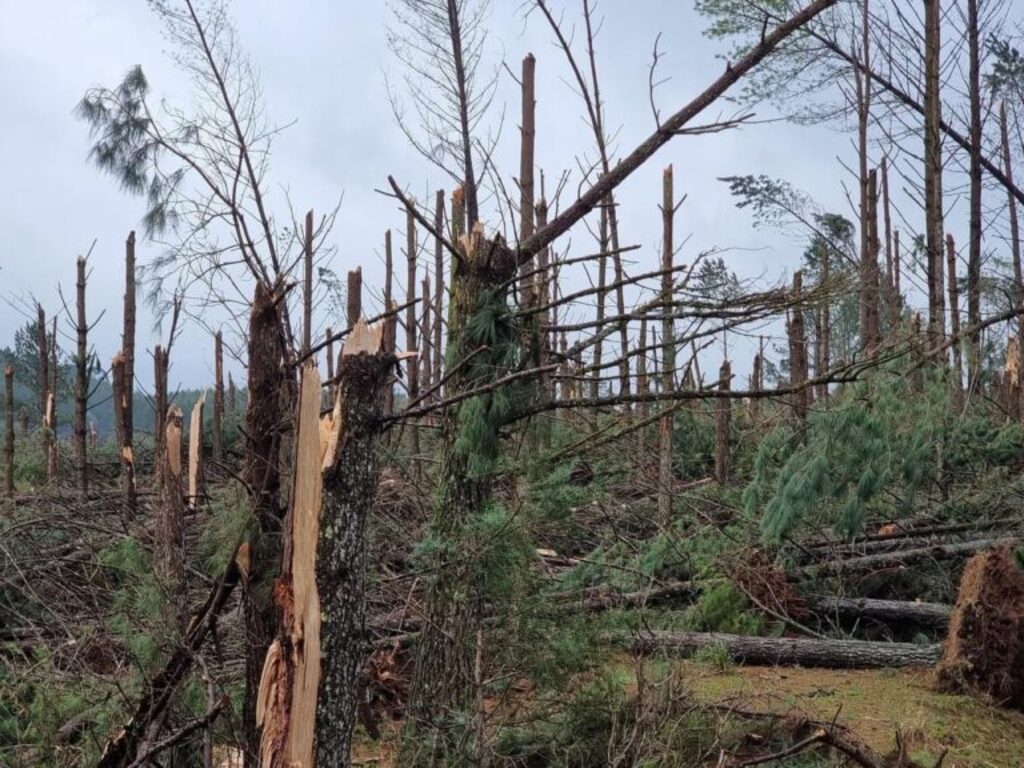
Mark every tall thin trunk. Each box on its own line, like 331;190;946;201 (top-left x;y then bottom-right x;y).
861;168;881;351
658;165;675;523
966;0;983;390
422;273;433;395
4;365;13;497
303;209;314;356
48;317;58;485
751;348;763;421
36;304;50;482
592;203;608;404
1001;101;1023;421
213;331;224;464
819;249;831;403
384;229;395;414
228;372;237;415
715;359;731;484
536;198;553;409
445;0;479;228
789;271;809;424
242;283;286;768
74;256;88;497
123;231;136;474
433;190;445;396
158;404;187;632
924;0;946;347
637;317;649;451
519;53;536;301
111;353;136;514
406;208;420;465
188;394;206;510
154;346;168;487
881;157;895;328
946;234;964;387
326;327;335;405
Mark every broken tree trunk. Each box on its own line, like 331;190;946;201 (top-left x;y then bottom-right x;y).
316;320;394;766
158;405;187;632
1002;101;1023;421
37;303;51;484
4;365;13;497
213;332;224;464
74;256;88;497
658;165;675;524
189;393;206;509
405;208;420;466
618;631;941;668
433;189;445;397
303;209;314;356
243;282;287;767
715;359;731;484
946;234;963;387
49;317;58;485
111;353;136;514
153;346;168;487
421;273;432;397
788;271;809;423
123;232;136;484
257;322;394;768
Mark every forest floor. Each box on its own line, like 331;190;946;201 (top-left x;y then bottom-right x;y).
351;659;1024;767
680;660;1024;767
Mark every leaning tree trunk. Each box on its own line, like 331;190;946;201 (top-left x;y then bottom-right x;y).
242;282;287;768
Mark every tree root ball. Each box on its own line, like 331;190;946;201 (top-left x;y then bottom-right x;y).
935;543;1024;709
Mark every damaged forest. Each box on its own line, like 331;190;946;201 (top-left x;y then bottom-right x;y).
9;0;1024;766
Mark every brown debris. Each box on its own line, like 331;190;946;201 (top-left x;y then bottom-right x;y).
936;544;1024;709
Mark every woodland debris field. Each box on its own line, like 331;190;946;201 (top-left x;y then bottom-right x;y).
5;0;1024;766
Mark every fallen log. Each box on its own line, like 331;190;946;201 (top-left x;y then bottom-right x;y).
612;631;942;668
800;537;1017;577
806;595;950;630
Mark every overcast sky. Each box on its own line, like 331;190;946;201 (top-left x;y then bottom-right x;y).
0;0;858;393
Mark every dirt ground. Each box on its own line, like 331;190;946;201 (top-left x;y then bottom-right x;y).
683;661;1024;767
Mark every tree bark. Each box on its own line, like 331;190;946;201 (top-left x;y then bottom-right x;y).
4;365;13;497
788;271;808;423
111;353;136;513
800;537;1017;577
433;190;445;397
619;631;941;668
966;0;982;390
123;231;136;475
303;209;314;356
860;169;881;351
924;0;946;348
213;331;224;464
385;229;395;415
805;595;950;631
158;404;187;632
659;165;675;523
37;303;51;484
715;359;731;484
518;52;536;301
1003;101;1024;421
406;208;420;466
153;346;168;487
316;325;394;768
242;282;286;768
946;234;963;387
74;256;88;497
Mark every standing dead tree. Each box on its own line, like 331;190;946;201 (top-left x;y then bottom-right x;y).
73;256;89;497
111;353;135;513
4;365;13;498
36;303;52;485
122;231;136;503
213;331;224;464
659;165;677;523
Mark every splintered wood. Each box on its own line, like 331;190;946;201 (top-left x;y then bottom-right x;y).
189;392;206;507
257;363;326;768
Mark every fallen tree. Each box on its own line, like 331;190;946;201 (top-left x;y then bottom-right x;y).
612;631;942;668
806;595;951;631
800;537;1017;577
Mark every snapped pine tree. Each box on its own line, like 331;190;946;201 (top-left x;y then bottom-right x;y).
4;365;13;498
